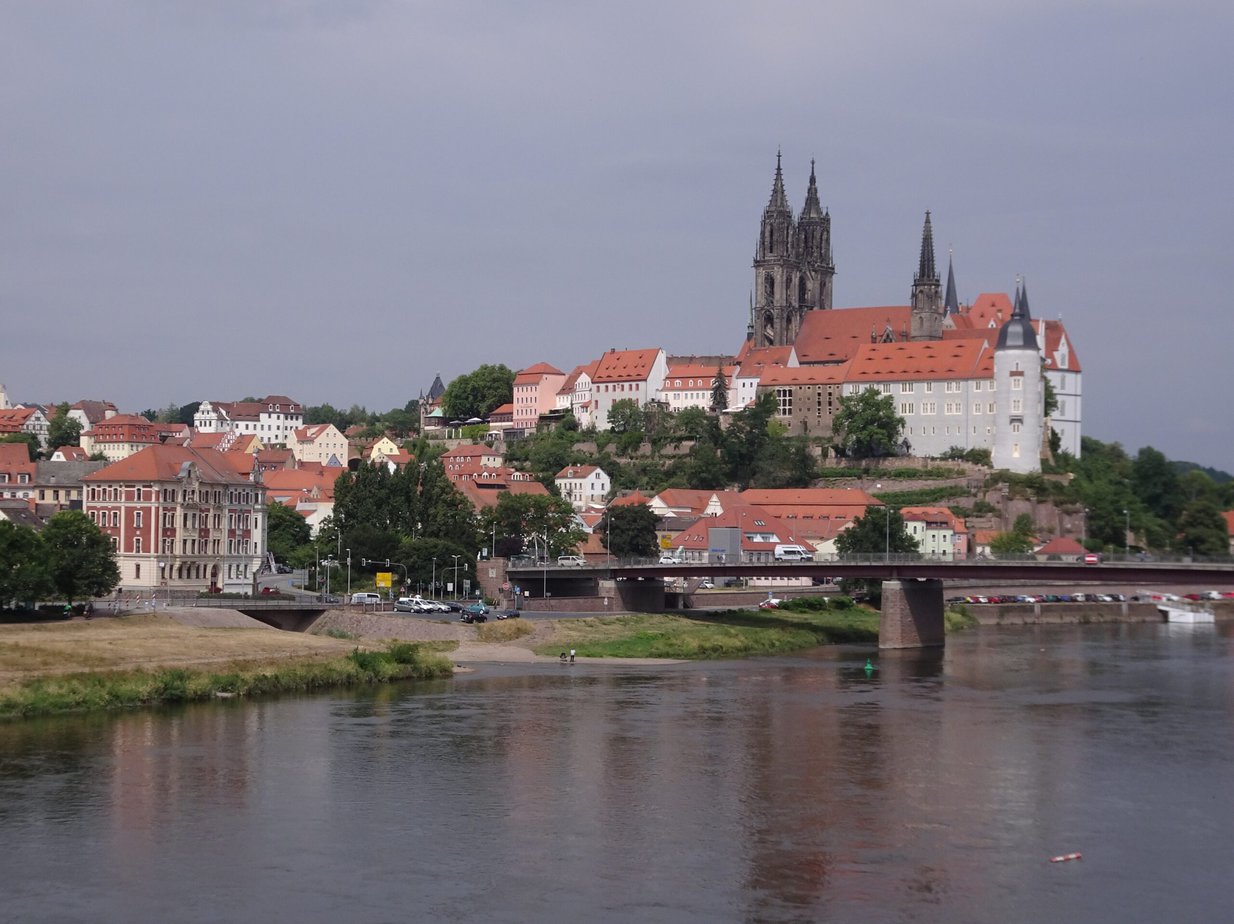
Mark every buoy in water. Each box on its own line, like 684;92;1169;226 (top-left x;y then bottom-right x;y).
1050;852;1082;863
864;658;875;673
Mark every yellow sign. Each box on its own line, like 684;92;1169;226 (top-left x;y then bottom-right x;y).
660;536;672;549
375;572;393;588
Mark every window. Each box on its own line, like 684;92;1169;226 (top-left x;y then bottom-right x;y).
924;382;933;393
881;383;893;394
775;388;793;416
134;511;142;527
1012;377;1023;391
900;382;914;394
1012;399;1022;413
899;402;914;415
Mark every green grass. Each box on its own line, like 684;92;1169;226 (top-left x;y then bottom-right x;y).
535;608;881;660
0;643;454;721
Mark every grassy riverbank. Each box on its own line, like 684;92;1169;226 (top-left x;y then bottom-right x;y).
0;642;453;720
0;613;454;720
535;608;881;659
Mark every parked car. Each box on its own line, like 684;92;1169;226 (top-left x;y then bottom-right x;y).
461;602;489;624
659;555;682;565
350;592;382;606
557;555;586;567
495;610;521;620
394;597;422;613
1084;552;1102;565
758;597;783;610
698;580;714;589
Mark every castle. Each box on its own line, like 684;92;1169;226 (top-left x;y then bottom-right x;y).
744;156;1082;471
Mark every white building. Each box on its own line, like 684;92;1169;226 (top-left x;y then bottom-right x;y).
555;465;611;511
588;348;668;430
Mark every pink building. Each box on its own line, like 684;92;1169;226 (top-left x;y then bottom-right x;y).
512;363;566;433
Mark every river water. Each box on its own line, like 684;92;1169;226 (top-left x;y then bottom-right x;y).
2;623;1233;923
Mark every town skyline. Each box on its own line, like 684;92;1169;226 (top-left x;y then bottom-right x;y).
2;3;1231;470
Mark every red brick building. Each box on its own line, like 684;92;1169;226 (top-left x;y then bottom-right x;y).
84;445;266;593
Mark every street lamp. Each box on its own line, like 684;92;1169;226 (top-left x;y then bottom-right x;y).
875;483;890;560
431;556;437;598
346;547;352;597
1123;509;1130;557
451;554;461;600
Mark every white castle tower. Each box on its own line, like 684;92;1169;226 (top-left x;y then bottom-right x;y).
991;281;1044;473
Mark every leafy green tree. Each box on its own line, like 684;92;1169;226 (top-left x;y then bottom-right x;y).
482;492;584;558
442;364;515;420
1177;499;1229;559
40;511;119;603
675;406;716;443
1132;447;1183;523
266;501;311;565
831;387;904;459
46;409;82;451
0;522;51;605
711;363;729;412
835;507;918;558
721;392;777;488
1012;513;1036;538
607;399;645;435
989;531;1034;557
598;504;659;559
751;436;815;489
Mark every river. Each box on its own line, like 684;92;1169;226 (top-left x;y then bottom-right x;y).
2;622;1233;923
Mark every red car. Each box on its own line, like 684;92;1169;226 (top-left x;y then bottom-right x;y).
758;598;783;610
1084;553;1102;565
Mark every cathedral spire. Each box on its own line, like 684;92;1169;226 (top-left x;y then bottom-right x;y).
915;211;938;285
944;250;959;316
767;150;790;212
910;211;943;341
800;158;824;220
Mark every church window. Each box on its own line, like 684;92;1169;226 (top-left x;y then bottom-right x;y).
764;274;774;302
798;275;806;305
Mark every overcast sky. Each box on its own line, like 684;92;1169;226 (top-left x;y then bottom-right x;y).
2;2;1231;470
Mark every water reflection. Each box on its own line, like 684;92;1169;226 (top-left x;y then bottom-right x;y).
2;624;1234;922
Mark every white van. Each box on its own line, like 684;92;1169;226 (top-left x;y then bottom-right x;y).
350;592;382;605
557;555;586;566
773;544;813;562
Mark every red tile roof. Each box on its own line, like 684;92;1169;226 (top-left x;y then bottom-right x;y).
844;338;993;383
592;348;661;383
84;445;257;485
794;306;913;365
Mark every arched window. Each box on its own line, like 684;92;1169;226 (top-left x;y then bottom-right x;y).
764;274;774;303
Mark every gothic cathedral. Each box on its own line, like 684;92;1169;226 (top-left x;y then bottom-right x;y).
749;154;834;348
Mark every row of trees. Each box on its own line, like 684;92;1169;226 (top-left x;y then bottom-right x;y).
0;512;119;606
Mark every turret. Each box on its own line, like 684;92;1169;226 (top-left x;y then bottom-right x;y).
992;280;1044;473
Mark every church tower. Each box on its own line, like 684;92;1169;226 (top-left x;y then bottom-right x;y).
910;211;943;341
796;159;834;313
992;280;1044;473
752;153;800;347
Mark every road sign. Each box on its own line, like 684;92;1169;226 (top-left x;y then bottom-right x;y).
375;572;392;588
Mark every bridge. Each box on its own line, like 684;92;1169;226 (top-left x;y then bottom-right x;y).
191;595;343;632
507;557;1234;650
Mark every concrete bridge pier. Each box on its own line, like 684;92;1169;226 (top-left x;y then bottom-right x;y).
879;579;945;649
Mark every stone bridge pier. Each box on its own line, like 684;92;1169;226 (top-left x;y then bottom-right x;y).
879;579;945;649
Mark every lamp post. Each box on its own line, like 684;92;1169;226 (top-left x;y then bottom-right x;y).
875;483;890;560
346;547;352;597
451;554;461;600
1123;509;1130;558
431;556;437;598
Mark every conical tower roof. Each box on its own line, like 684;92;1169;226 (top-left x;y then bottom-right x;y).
997;280;1040;350
915;211;938;284
765;151;791;215
944;252;960;315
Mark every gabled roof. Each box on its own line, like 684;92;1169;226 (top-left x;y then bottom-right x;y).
84;445;257;485
759;364;847;387
555;465;603;480
734;343;796;379
900;506;964;530
514;362;564;383
739;488;883;510
1035;536;1087;556
672;504;804;550
592;348;662;383
68;400;117;424
794;306;913;365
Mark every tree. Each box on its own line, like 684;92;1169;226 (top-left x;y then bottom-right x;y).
598;504;659;559
40;511;119;603
607;399;645;435
266;501;311;565
710;363;729;412
835;507;918;558
0;522;51;605
831;387;904;459
1177;499;1229;559
989;530;1035;557
483;492;584;559
1132;447;1183;523
46;410;82;451
441;364;515;420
